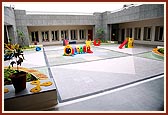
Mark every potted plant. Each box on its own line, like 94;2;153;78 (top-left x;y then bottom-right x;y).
5;44;26;93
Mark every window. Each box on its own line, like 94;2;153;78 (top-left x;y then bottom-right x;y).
31;31;39;42
51;31;59;41
42;31;49;42
144;27;152;41
61;30;68;39
79;29;86;40
71;30;77;40
126;28;132;38
155;26;164;42
134;28;141;40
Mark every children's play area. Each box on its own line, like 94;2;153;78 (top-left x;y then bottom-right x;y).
4;39;164;111
3;3;165;112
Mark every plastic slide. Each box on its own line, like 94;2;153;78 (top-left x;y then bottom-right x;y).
119;39;128;49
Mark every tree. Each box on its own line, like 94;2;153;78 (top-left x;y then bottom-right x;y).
96;28;105;40
17;29;25;46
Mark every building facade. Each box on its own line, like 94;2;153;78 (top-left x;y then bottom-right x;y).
4;4;164;46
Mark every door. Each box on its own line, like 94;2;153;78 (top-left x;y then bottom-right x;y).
88;30;93;41
111;24;119;41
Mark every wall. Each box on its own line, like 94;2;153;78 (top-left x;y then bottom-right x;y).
11;4;164;46
119;18;164;46
14;10;30;46
4;6;17;44
107;4;164;24
14;10;97;45
27;25;93;45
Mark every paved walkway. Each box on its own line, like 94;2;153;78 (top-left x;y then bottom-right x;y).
4;44;164;111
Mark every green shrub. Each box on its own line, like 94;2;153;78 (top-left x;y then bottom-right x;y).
158;48;164;54
4;68;38;85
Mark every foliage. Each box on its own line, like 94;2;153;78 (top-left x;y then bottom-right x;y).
17;29;26;46
4;66;17;85
26;73;38;81
4;43;24;71
4;67;38;85
96;28;105;39
22;45;36;49
101;39;108;43
158;48;164;54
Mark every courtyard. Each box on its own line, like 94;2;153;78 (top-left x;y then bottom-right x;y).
4;43;164;111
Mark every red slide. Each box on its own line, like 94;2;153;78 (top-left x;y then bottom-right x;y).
119;39;128;49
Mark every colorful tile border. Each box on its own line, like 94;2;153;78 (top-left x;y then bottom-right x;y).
4;66;48;80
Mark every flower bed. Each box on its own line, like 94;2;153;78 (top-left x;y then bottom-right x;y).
152;48;164;60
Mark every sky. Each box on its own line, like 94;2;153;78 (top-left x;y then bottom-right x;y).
3;2;127;14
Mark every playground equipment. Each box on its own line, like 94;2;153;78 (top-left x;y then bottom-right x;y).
119;38;134;49
86;45;93;53
63;45;93;56
93;39;101;46
64;45;73;56
128;38;134;48
79;46;83;54
119;38;128;49
86;40;92;46
36;47;41;51
63;40;93;56
63;39;69;46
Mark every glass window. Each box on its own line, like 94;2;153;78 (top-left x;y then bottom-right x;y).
79;29;86;40
71;30;77;40
51;31;59;41
126;28;132;38
144;27;151;41
134;28;141;40
31;31;39;42
42;31;49;42
155;26;164;42
61;30;68;39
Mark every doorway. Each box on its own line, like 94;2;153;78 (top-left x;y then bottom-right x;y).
111;24;119;41
88;30;93;41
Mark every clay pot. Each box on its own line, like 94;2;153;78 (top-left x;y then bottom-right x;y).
10;71;27;93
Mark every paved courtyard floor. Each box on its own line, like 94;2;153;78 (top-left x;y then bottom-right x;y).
4;43;165;111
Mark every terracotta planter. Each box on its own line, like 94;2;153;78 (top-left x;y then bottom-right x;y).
10;71;27;93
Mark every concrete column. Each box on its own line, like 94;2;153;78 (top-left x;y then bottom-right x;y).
151;26;155;42
77;29;80;40
49;30;52;42
140;27;144;41
118;29;121;42
68;29;71;40
86;29;88;40
124;28;127;39
38;31;42;44
107;25;111;41
5;26;9;43
109;25;111;41
132;28;135;39
93;26;95;40
59;30;62;41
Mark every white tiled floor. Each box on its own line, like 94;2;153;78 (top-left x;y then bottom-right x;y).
55;56;136;74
